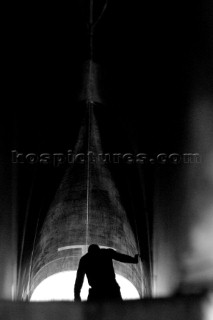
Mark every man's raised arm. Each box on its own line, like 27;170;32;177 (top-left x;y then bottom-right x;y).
109;249;139;264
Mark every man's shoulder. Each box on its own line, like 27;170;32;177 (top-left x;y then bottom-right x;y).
80;253;89;263
80;248;115;261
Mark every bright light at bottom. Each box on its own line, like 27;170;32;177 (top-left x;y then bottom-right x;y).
30;271;140;301
202;291;213;320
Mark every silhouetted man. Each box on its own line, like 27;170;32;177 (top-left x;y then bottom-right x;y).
74;244;139;302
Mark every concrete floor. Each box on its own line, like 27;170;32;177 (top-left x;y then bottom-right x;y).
0;295;204;320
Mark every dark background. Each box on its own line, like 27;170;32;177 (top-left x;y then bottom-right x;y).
1;0;213;291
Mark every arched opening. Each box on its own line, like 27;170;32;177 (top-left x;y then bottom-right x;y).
30;271;140;301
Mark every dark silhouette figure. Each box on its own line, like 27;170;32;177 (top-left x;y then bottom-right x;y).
74;244;139;302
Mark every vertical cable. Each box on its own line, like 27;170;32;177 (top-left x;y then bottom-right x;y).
86;102;92;249
85;0;94;250
89;0;94;60
85;0;108;251
88;0;108;60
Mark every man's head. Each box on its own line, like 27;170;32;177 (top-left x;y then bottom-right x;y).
88;244;100;256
